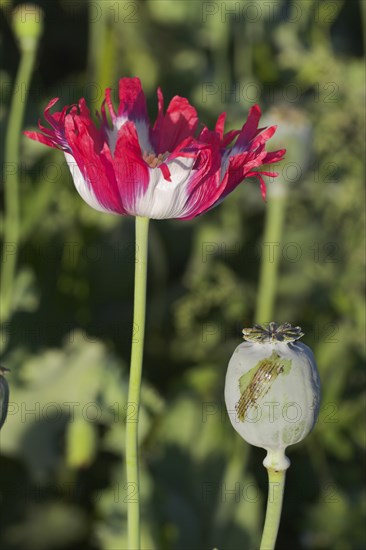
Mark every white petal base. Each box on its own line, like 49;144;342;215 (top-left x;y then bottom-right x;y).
64;153;110;213
133;156;195;219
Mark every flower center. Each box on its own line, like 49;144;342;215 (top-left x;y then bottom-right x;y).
143;151;169;168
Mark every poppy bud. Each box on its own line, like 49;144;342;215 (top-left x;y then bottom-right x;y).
12;4;44;50
225;322;320;470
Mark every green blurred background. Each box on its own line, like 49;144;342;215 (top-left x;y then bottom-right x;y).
0;0;365;549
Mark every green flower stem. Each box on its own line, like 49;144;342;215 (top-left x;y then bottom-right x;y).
0;41;39;326
255;182;287;324
125;215;150;550
260;468;286;550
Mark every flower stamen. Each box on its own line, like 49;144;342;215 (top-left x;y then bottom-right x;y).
143;150;169;168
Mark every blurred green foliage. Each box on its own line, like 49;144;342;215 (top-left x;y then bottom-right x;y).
0;0;365;549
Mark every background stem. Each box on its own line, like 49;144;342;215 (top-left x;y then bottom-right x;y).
125;216;150;550
0;42;39;328
255;182;287;324
87;0;115;102
260;468;286;550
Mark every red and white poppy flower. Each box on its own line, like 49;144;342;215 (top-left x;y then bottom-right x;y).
24;77;285;219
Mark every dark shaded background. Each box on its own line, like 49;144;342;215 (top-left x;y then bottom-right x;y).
0;1;365;549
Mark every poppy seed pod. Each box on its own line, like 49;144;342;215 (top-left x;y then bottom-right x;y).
225;323;320;471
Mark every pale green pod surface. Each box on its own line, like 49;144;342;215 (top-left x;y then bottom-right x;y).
225;323;320;470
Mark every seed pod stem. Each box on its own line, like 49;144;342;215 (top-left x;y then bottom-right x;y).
260;467;286;550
